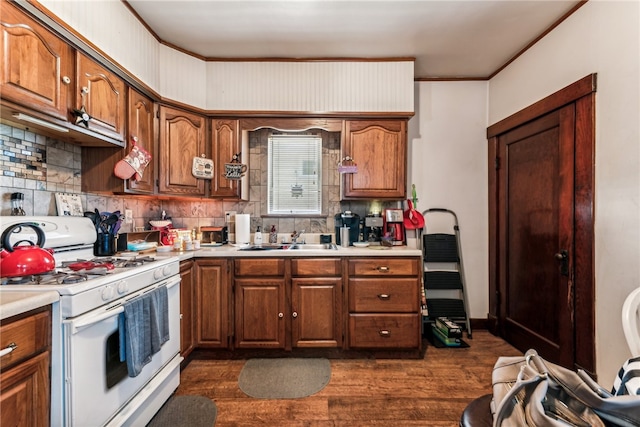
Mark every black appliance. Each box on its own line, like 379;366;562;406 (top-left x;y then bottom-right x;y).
363;214;384;243
334;211;360;246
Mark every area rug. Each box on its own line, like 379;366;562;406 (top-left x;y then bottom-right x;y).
238;358;331;399
147;395;217;427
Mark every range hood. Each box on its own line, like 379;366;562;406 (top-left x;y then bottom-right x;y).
1;101;125;148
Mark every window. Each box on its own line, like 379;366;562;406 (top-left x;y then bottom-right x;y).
268;134;322;214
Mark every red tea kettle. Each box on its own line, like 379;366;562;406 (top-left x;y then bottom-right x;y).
0;223;56;278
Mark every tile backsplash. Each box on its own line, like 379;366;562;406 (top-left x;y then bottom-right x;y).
0;123;391;236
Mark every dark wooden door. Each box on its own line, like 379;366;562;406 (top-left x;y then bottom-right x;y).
488;74;596;374
497;106;575;367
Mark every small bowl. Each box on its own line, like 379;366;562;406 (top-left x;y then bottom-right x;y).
150;220;172;228
353;242;370;248
156;246;172;253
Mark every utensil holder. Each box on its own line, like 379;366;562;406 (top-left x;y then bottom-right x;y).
94;234;117;256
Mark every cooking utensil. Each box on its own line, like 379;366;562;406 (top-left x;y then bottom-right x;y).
67;261;115;272
403;199;425;230
0;222;56;277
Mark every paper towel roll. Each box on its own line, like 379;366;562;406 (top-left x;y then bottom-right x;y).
235;214;250;244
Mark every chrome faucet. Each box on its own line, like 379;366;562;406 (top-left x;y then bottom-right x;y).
291;229;306;244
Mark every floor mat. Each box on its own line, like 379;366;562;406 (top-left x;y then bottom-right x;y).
238;358;331;399
147;395;217;427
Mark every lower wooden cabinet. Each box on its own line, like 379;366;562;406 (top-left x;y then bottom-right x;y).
192;255;420;353
195;259;229;348
179;260;195;357
234;258;286;349
347;257;421;350
291;258;342;348
0;307;51;427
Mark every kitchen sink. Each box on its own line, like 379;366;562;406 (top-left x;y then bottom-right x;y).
237;243;338;251
237;244;287;251
287;243;338;250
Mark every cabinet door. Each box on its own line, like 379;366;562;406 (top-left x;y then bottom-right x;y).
0;1;73;121
76;53;126;141
126;88;155;193
158;106;206;196
235;278;286;349
292;277;342;348
342;120;407;199
0;351;50;427
211;119;241;198
180;260;195;357
195;259;229;348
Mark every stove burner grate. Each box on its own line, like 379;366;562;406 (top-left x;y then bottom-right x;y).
1;271;89;285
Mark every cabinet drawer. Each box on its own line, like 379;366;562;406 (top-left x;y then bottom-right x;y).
235;258;285;276
348;314;420;348
348;258;419;276
349;278;419;312
0;310;50;370
291;258;341;276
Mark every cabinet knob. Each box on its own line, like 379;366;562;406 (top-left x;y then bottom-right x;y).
81;86;89;95
0;342;17;357
62;76;71;85
376;266;390;273
278;312;284;318
292;311;298;318
378;330;391;337
377;294;390;300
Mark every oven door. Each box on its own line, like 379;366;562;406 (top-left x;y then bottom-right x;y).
63;275;181;427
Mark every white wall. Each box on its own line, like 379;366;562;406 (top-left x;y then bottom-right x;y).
39;0;414;113
39;0;160;91
408;81;489;319
489;0;640;386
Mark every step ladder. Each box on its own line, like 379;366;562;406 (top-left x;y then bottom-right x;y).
420;208;472;338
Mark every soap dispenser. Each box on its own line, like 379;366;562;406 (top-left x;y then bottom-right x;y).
269;225;277;244
254;226;263;245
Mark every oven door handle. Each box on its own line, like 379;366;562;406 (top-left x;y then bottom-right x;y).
69;306;124;334
68;276;181;334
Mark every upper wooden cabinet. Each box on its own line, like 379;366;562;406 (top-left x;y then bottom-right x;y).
342;120;407;199
0;1;73;121
76;53;126;142
211;119;241;198
158;106;207;196
126;88;155;194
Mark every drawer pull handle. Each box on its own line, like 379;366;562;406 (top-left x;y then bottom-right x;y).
0;342;17;357
378;330;391;337
376;266;390;273
278;312;284;318
292;311;298;318
377;294;391;300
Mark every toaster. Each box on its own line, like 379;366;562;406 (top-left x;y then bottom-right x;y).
200;226;228;244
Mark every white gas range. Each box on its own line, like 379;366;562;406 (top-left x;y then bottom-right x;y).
0;216;182;427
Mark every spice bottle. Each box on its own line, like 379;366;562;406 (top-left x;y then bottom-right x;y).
269;225;277;244
11;193;25;216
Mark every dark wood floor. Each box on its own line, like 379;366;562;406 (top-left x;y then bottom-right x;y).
176;331;521;426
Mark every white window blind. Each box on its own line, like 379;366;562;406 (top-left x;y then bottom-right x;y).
268;134;322;214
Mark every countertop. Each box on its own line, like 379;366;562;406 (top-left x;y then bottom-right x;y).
162;244;422;260
0;290;59;320
1;244;421;319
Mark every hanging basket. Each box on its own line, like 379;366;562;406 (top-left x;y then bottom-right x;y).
338;156;358;174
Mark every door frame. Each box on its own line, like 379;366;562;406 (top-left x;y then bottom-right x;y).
487;74;596;375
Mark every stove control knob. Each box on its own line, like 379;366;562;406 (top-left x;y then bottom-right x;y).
162;266;172;277
153;268;163;280
117;280;128;295
101;285;114;301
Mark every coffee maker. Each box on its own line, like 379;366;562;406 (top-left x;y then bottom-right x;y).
363;213;383;244
383;208;405;245
334;211;360;246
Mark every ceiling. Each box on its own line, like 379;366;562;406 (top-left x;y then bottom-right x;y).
125;0;582;79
